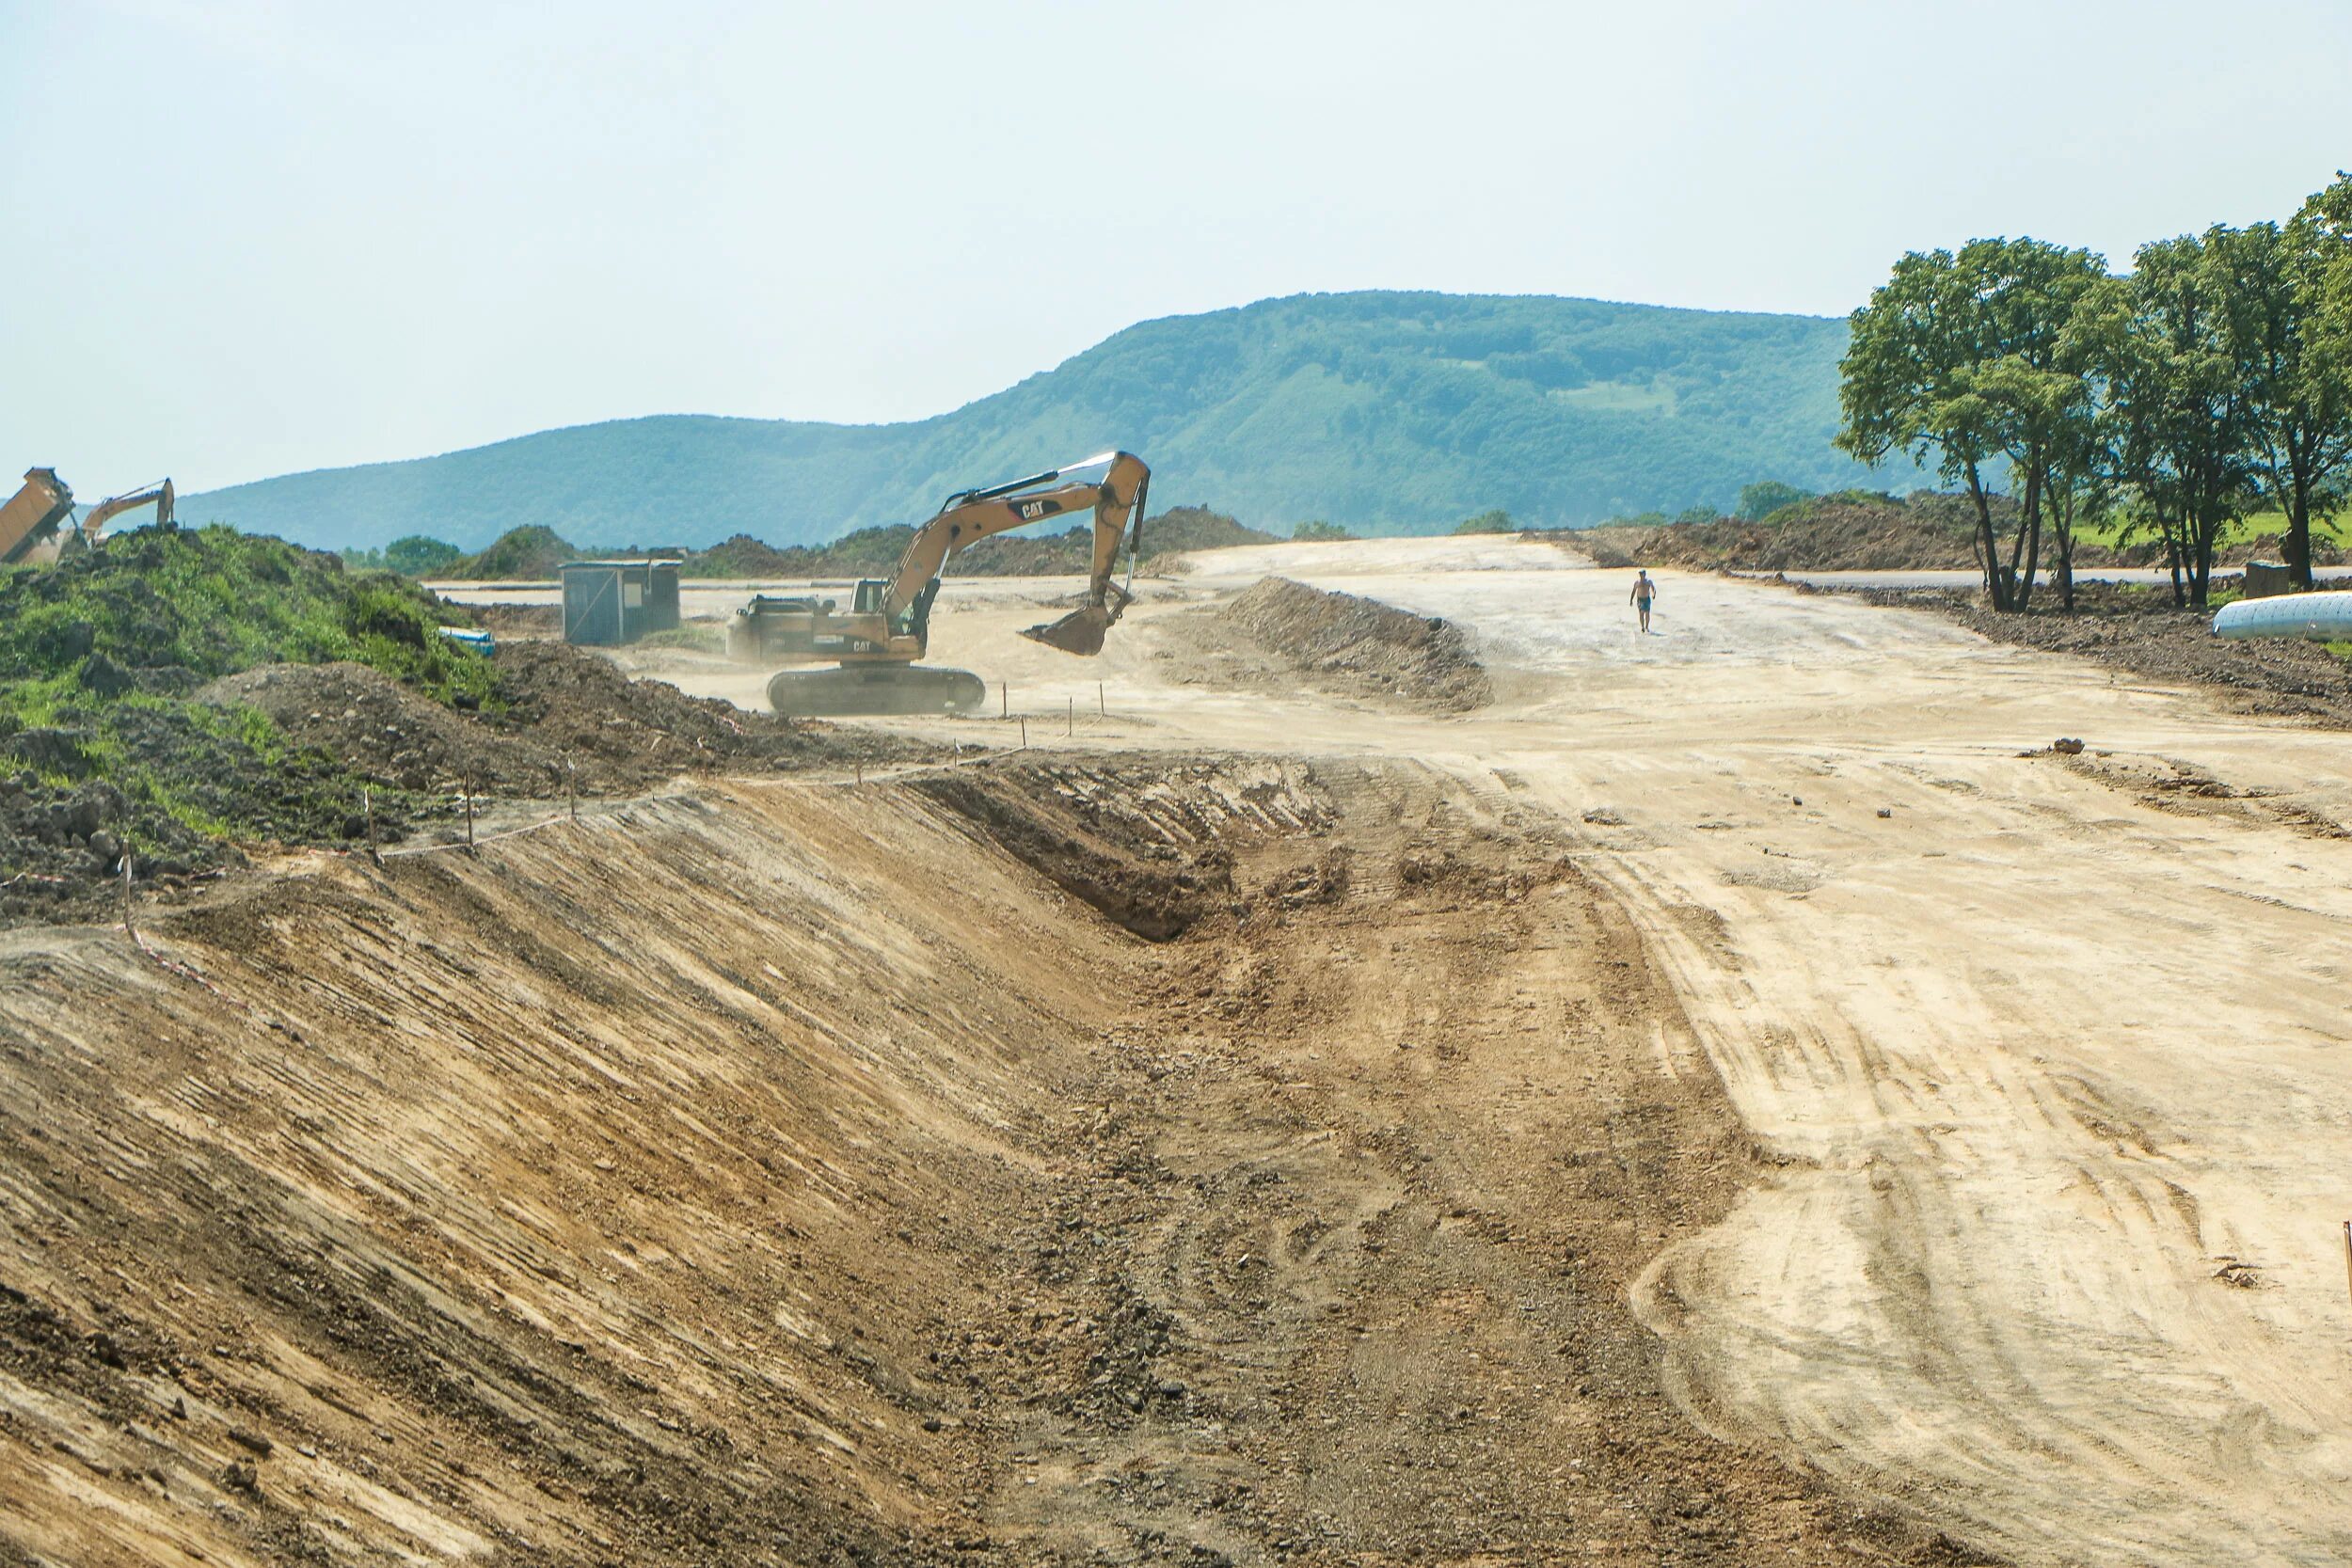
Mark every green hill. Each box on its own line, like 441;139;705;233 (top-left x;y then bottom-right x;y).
184;291;1921;551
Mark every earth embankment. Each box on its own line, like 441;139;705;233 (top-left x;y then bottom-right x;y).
0;754;1985;1566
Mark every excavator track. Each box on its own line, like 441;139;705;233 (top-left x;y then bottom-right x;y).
767;664;988;719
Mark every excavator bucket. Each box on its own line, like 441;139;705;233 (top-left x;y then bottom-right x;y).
1020;604;1114;655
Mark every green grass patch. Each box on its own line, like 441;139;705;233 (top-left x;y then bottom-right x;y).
2;524;470;872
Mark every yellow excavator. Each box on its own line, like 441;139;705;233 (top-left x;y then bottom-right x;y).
736;450;1150;717
0;469;174;566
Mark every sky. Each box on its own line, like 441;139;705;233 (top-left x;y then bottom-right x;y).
5;0;2348;494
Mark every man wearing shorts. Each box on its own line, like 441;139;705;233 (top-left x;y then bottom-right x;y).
1629;569;1658;634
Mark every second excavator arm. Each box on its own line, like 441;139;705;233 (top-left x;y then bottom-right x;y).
78;480;174;549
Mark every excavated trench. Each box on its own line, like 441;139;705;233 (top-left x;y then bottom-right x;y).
0;757;1991;1566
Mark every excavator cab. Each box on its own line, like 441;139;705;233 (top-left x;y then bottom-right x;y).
848;577;939;641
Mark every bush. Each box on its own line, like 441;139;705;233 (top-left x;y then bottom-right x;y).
1737;480;1813;520
1292;519;1357;542
1452;509;1518;535
384;535;464;576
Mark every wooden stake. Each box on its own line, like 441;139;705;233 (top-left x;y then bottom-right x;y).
1066;695;1073;736
567;761;578;823
1001;682;1008;719
364;787;382;868
1098;681;1105;717
120;853;134;942
855;759;863;787
2343;1220;2351;1314
1019;717;1027;751
463;777;476;855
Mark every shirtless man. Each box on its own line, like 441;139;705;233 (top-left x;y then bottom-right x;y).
1629;569;1658;634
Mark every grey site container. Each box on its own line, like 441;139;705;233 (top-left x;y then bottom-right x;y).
559;560;682;645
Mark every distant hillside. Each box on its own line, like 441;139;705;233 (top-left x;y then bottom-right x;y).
186;291;1922;552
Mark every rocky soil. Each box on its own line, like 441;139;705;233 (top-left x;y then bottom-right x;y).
1844;581;2352;728
3;639;932;929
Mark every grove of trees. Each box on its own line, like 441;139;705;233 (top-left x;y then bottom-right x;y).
1837;173;2352;610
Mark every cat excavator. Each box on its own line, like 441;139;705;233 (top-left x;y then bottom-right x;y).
736;450;1150;718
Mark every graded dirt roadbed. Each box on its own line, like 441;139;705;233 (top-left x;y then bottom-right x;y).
728;536;2352;1567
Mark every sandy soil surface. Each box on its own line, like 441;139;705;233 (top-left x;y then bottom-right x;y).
617;533;2350;1567
11;533;2352;1564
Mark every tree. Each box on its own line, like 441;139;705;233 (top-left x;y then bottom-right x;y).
1736;480;1812;520
1291;519;1357;542
1838;239;2103;610
2217;182;2352;589
1452;509;1518;534
2070;232;2262;607
382;535;463;576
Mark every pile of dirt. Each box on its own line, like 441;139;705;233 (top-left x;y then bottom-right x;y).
441;524;577;579
1576;494;2348;576
1849;580;2352;727
1188;576;1493;711
203;641;931;799
463;600;561;638
2;709;442;926
1577;495;1988;572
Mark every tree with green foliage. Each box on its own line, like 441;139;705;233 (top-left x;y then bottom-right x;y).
1291;519;1357;542
2213;183;2352;589
1452;509;1518;534
1736;481;1812;520
381;535;464;577
1840;243;2038;610
2071;232;2264;607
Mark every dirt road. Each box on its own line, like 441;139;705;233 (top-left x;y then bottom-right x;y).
673;535;2352;1566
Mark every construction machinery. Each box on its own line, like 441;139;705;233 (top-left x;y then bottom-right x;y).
0;470;174;566
78;479;174;549
736;451;1150;718
0;469;75;565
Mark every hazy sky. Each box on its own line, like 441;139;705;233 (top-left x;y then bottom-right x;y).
7;0;2348;493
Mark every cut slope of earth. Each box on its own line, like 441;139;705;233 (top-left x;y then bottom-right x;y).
0;756;1991;1566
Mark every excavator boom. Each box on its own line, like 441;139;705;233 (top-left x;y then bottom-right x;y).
80;480;174;547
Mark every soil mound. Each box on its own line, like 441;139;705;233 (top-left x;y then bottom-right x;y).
1574;492;2348;576
202;642;928;798
1579;496;1986;573
1205;577;1492;711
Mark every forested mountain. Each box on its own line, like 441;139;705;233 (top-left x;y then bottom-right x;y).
184;291;1920;551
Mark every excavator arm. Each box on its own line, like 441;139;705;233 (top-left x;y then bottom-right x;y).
883;451;1150;622
78;480;173;548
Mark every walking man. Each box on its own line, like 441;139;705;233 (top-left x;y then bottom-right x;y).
1629;569;1658;634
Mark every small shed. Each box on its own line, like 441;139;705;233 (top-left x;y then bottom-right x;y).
559;560;682;645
